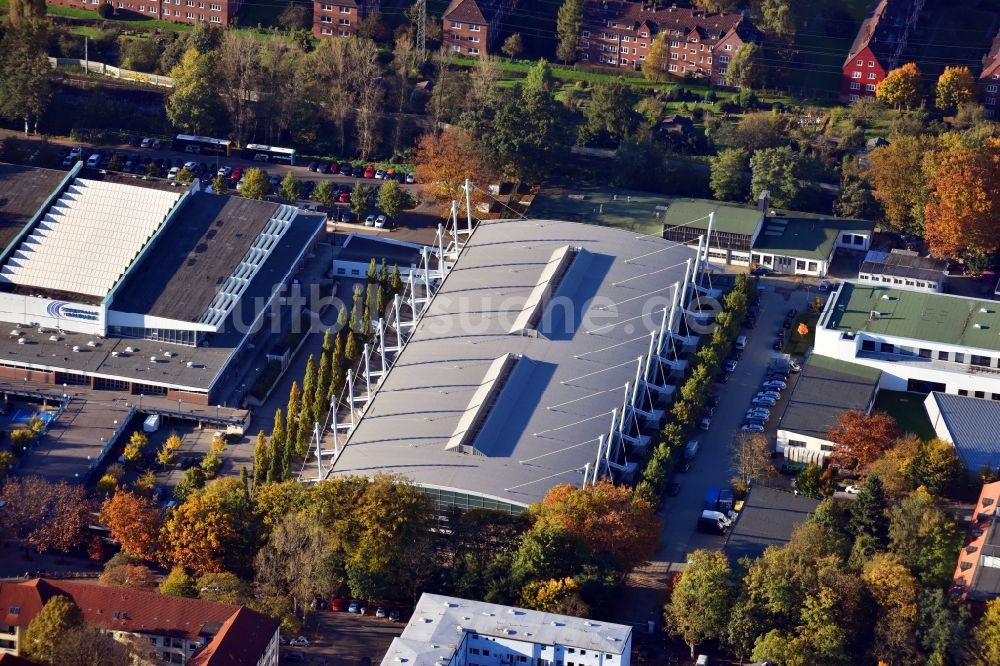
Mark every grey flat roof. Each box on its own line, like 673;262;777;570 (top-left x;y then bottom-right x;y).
725;486;820;564
926;392;1000;473
860;249;948;282
0;164;67;252
335;234;426;268
380;593;632;666
112;194;280;322
0;210;325;393
971;518;1000;600
329;218;696;506
777;353;881;440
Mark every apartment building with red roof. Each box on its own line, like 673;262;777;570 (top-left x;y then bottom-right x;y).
840;0;925;102
442;0;519;56
0;579;279;665
980;29;1000;117
578;1;760;86
45;0;243;26
953;481;1000;606
313;0;381;39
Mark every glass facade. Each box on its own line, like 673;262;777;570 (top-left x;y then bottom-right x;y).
108;326;198;347
421;486;523;516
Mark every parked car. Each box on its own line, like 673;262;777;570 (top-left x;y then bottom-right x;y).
340;162;353;174
375;606;387;618
724;359;738;373
751;397;776;407
228;166;243;183
338;191;351;203
756;391;781;401
741;423;765;433
364;214;376;227
844;485;861;494
69;147;83;158
699;417;711;430
86;153;101;168
348;600;361;613
330;597;346;612
351;165;365;178
406;172;415;184
746;409;770;420
750;266;771;276
362;165;375;178
307;161;320;172
326;162;339;174
374;168;386;179
789;360;801;373
289;637;309;647
762;380;787;390
217;166;232;177
389;609;401;622
167;166;180;180
339;210;352;223
374;214;387;229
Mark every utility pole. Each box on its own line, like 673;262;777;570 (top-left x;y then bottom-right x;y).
415;0;426;63
84;36;89;76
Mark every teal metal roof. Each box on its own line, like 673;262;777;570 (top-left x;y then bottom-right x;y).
752;216;874;261
662;199;763;236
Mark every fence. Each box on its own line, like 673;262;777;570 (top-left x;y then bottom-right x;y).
48;57;175;89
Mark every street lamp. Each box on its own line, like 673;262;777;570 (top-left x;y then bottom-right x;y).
140;393;144;410
216;405;221;419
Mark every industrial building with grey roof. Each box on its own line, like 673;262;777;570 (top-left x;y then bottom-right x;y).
924;392;1000;473
0;162;325;404
327;217;698;510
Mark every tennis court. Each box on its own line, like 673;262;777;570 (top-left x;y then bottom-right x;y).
0;408;54;425
528;187;674;237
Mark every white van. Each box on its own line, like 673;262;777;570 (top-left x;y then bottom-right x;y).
86;153;101;168
735;335;748;350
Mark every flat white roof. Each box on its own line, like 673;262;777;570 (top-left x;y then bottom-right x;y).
0;178;180;298
329;218;695;506
380;594;632;666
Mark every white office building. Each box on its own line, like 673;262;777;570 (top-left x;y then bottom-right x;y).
815;283;1000;398
381;594;632;666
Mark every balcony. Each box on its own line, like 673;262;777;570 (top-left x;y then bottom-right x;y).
855;349;1000;376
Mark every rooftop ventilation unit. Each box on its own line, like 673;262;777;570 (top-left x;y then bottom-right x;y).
48;335;60;342
112;351;120;357
509;245;582;335
87;340;97;347
125;346;136;353
869;310;881;320
16;338;26;345
150;356;159;363
72;345;81;352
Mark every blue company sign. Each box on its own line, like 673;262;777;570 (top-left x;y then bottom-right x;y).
46;301;99;322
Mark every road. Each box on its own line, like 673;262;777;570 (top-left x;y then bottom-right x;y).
612;276;815;632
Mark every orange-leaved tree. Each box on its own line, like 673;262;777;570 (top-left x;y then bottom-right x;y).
924;139;1000;259
935;66;976;113
413;126;493;216
865;135;936;235
533;480;660;572
828;410;899;472
99;489;162;561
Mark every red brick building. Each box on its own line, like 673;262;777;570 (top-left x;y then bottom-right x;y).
952;481;1000;604
980;29;1000;117
313;0;380;39
0;578;280;664
45;0;242;26
840;0;925;103
578;2;760;87
442;0;518;57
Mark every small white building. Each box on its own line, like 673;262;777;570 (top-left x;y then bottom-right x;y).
381;594;633;666
815;283;1000;398
858;249;948;293
775;353;881;465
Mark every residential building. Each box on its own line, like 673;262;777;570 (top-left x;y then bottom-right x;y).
775;353;881;465
312;0;380;39
858;249;949;293
0;162;326;406
0;578;279;665
45;0;242;26
327;217;703;512
953;481;1000;604
815;283;1000;397
980;29;1000;117
924;392;1000;474
840;0;925;102
578;1;761;85
442;0;518;56
381;593;632;666
662;194;873;276
724;486;821;565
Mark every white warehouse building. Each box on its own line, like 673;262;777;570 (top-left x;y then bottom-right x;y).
381;594;633;666
815;283;1000;399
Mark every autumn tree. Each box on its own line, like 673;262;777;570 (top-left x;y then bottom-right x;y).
828;410;899;472
876;62;922;109
99;564;157;590
8;0;46;25
99;490;161;561
239;167;269;200
501;33;524;60
160;566;198;597
0;477;93;554
866;135;936;234
255;510;340;614
166;48;220;135
968;598;1000;666
23;595;84;664
935;66;976;113
693;0;740;11
521;577;590;617
665;549;733;658
642;34;671;82
710;148;749;202
753;0;795;42
863;553;921;663
725;42;764;89
888;486;963;588
532;480;659;572
197;572;251;605
923;140;1000;259
413;127;492;213
159;478;251;575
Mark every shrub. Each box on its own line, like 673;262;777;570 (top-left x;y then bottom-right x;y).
97;2;114;18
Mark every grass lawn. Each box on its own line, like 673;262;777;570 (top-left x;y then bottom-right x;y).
873;390;936;440
46;4;196;30
784;313;819;356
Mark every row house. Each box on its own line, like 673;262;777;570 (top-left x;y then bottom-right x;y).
578;2;760;86
46;0;241;25
840;0;925;102
442;0;518;56
0;578;280;665
313;0;380;39
980;29;1000;117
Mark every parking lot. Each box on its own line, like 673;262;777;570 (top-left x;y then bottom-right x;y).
282;609;404;665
